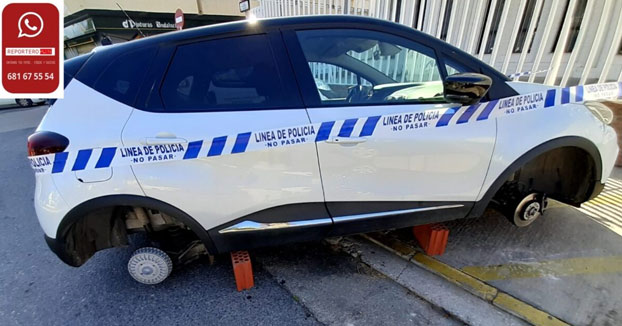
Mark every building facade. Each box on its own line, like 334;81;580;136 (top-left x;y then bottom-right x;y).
252;0;622;86
63;0;245;58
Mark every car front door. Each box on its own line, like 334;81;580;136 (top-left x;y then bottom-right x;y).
122;32;329;251
284;28;497;234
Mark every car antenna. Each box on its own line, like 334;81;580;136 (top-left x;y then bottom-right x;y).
116;2;145;38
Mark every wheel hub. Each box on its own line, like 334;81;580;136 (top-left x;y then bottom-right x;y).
512;193;546;227
128;247;173;284
522;202;541;221
140;265;154;276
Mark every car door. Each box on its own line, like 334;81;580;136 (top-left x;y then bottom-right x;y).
122;32;329;250
284;28;497;234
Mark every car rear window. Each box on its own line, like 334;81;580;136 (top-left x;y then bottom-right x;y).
64;53;91;88
75;45;156;106
160;34;291;112
65;53;91;77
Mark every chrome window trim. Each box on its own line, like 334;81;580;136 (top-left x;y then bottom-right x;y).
218;218;332;234
332;204;465;223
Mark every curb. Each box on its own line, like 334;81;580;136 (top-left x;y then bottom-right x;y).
358;233;570;326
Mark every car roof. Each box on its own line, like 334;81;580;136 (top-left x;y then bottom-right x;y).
83;15;512;102
94;15;447;54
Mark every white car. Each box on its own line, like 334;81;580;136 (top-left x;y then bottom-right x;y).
0;98;46;108
28;16;619;284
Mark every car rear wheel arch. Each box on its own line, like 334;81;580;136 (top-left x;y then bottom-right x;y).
468;136;603;219
53;195;216;267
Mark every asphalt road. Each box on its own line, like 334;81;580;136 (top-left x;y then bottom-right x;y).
0;106;318;326
0;106;460;326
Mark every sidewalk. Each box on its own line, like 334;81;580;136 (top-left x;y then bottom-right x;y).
337;167;622;325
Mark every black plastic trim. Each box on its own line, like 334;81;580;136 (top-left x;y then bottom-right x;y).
44;234;74;266
52;195;216;266
51;197;476;264
467;136;603;218
328;201;472;236
208;200;471;253
588;182;606;201
208;202;331;253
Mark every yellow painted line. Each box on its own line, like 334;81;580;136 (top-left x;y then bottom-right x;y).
583;196;622;212
494;293;568;326
364;234;497;300
587;194;622;206
411;252;498;301
578;187;622;236
604;178;622;190
362;233;570;326
363;232;417;259
581;204;622;221
462;256;622;281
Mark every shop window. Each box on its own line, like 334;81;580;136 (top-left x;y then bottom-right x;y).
440;0;454;40
551;0;588;53
412;0;424;30
394;0;403;22
477;0;507;55
513;0;540;53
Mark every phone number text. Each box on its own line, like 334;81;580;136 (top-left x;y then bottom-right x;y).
6;72;55;81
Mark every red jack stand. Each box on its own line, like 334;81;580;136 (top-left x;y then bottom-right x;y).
412;223;449;256
231;251;254;291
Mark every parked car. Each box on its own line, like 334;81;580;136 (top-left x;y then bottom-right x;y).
28;16;619;284
0;98;46;108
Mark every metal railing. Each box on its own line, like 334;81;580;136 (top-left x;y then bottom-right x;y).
252;0;622;87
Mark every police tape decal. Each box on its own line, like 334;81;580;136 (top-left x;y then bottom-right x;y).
28;82;622;175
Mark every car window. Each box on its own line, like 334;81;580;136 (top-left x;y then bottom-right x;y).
79;46;156;106
160;34;290;112
444;57;468;76
309;62;372;102
64;53;91;88
446;64;461;76
296;29;444;106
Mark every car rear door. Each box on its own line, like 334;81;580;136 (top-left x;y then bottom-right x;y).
122;31;329;251
284;28;497;234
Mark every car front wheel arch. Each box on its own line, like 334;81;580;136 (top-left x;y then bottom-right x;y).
468;136;602;219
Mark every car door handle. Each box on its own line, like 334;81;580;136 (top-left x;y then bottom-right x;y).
142;132;187;145
143;138;188;145
325;137;367;144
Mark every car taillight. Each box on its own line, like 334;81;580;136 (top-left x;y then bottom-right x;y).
27;131;69;156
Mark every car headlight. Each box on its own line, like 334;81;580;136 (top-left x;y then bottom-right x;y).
585;101;614;125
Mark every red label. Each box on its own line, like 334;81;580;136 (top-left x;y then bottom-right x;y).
175;8;184;30
2;3;59;94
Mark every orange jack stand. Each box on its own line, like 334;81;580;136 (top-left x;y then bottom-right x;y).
412;223;449;256
231;251;254;291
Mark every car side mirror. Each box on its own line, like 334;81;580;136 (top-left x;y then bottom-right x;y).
443;73;492;105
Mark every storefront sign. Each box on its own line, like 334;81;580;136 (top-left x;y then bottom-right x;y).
175;8;184;30
239;0;250;12
121;19;175;29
